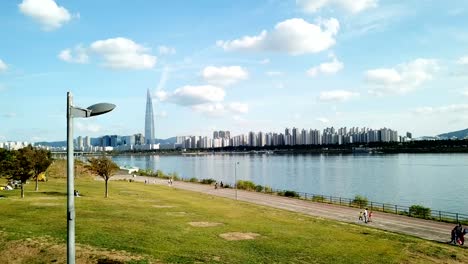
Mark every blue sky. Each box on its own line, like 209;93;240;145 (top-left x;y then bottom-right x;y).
1;0;468;142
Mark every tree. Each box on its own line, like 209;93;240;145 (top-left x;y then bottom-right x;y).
31;148;53;191
86;156;120;198
0;146;53;198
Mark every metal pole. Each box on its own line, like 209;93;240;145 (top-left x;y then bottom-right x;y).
67;92;75;264
234;162;237;200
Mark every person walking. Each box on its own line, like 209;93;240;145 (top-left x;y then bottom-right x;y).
358;211;363;221
368;211;373;223
363;208;369;223
214;182;218;189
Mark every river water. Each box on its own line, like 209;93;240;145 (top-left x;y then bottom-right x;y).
111;153;468;214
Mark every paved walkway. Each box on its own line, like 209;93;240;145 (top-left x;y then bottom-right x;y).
112;175;458;244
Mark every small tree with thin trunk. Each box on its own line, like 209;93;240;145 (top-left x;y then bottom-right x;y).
0;147;35;198
86;156;119;198
31;148;53;191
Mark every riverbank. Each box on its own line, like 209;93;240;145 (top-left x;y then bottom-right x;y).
1;178;468;263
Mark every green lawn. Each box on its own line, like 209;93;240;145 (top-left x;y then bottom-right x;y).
0;178;467;264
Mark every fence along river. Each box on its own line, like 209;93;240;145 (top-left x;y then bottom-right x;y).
111;153;468;215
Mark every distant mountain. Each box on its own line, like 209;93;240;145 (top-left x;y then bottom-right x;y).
35;136;177;147
438;128;468;139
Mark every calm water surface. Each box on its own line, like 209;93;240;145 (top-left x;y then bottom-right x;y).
111;153;468;213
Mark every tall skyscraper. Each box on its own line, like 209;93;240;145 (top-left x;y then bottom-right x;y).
145;89;155;144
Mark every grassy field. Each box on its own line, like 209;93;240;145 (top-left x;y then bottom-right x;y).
1;177;468;264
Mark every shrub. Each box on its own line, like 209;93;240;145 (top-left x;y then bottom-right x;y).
255;185;264;192
409;205;431;218
223;184;232;188
312;195;325;202
283;190;300;198
169;172;180;181
200;178;216;184
236;180;256;191
264;186;273;193
189;177;198;183
352;195;368;208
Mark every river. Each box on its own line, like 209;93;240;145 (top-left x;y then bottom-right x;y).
111;153;468;214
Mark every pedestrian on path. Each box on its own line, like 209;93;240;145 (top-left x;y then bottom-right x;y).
368;211;373;222
214;182;218;189
363;208;369;223
358;211;363;221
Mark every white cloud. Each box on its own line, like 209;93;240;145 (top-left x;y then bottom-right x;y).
266;71;283;76
318;90;359;102
158;85;225;106
158;45;176;55
316;117;330;123
75;121;102;133
457;56;468;65
0;59;7;72
217;18;339;55
155;111;168;118
259;58;270;64
297;0;377;14
365;58;439;95
307;54;344;77
90;37;157;69
413;104;468;115
202;66;249;86
192;102;249;117
58;45;88;64
19;0;72;30
461;88;468;97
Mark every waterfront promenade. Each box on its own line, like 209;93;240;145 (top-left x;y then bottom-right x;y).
112;175;458;244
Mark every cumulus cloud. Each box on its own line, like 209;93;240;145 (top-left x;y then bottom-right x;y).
158;45;176;55
75;121;102;133
318;90;359;102
19;0;72;30
365;58;439;95
157;85;225;106
90;37;157;69
217;18;339;55
192;102;249;117
413;104;468;115
316;117;330;123
297;0;377;14
0;59;7;72
457;56;468;65
307;54;344;77
202;66;249;86
58;45;88;64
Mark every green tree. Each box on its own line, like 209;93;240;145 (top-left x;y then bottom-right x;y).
31;148;53;191
86;156;120;198
0;147;35;198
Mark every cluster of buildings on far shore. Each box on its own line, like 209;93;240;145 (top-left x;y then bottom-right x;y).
1;90;414;153
175;127;411;150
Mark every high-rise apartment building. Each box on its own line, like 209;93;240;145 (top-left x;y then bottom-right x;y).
145;89;155;145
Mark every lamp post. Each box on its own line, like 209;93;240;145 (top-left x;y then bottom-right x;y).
234;162;239;200
67;92;115;264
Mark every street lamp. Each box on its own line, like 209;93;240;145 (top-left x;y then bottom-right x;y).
67;92;115;264
234;162;239;200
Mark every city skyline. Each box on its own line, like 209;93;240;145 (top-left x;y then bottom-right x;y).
1;1;468;142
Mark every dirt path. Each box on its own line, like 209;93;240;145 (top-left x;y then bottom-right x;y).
112;175;458;244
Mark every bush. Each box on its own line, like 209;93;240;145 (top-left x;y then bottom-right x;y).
236;180;256;191
352;195;368;208
169;172;180;181
283;190;300;198
189;177;198;183
200;178;216;185
409;205;431;218
264;186;273;193
312;195;325;202
223;184;232;188
255;185;264;192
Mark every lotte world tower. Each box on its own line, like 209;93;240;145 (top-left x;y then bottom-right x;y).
145;89;155;144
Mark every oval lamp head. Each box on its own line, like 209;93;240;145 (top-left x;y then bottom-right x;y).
87;103;116;117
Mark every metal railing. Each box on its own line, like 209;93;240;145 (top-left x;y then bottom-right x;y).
261;188;468;224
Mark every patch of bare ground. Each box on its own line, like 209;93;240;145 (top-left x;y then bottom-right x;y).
219;232;260;241
31;203;60;207
153;205;175;208
166;211;187;216
188;222;223;227
0;234;150;264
